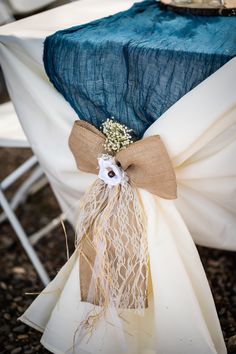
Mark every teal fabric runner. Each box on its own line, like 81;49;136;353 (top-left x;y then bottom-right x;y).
44;0;236;138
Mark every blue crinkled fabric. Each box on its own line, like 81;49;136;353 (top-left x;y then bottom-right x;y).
43;0;236;138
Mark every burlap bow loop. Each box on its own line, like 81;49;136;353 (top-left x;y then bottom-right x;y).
69;120;177;199
69;120;105;175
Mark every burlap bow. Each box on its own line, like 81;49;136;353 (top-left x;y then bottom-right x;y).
68;120;177;315
69;120;177;199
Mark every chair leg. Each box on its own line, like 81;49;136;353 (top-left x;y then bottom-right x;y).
0;166;44;224
1;155;38;190
0;189;50;286
29;212;66;246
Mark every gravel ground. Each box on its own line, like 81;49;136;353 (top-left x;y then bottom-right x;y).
0;147;236;354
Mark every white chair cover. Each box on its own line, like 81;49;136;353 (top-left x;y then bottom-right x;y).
19;59;236;354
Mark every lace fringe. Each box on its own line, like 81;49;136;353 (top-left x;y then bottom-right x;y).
75;179;148;334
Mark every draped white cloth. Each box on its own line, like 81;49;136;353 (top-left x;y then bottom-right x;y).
19;58;236;354
0;1;235;353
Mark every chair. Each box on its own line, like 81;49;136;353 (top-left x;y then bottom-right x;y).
0;101;65;286
7;0;57;14
0;1;14;25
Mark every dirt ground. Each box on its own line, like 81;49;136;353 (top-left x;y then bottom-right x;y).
0;147;236;354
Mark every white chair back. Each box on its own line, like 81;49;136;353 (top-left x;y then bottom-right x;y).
0;1;14;24
0;101;29;148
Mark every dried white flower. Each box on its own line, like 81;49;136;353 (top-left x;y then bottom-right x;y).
101;118;133;155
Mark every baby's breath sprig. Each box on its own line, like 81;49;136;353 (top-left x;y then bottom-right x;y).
101;118;134;155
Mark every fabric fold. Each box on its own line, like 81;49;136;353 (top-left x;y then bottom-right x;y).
144;58;236;250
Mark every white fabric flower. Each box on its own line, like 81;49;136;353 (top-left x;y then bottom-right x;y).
98;155;127;186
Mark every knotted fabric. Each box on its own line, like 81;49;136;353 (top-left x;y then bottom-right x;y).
68;120;177;315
